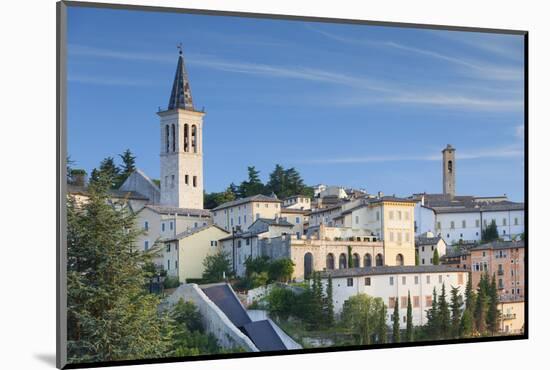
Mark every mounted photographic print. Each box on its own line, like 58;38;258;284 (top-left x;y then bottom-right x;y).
56;1;528;368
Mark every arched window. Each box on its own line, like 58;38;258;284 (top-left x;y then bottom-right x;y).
364;253;372;267
191;125;197;153
165;125;170;153
171;124;176;152
304;252;314;279
396;253;404;266
375;253;383;266
339;253;347;269
326;253;335;270
352;253;360;268
448;160;453;173
183;124;189;152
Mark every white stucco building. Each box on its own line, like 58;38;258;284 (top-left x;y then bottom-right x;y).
319;265;468;328
212;194;283;232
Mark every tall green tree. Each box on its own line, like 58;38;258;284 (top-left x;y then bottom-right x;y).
238;166;265;197
474;274;489;334
438;284;451;339
406;291;413;342
204;185;237;209
265;164;286;196
482;220;499;242
67;174;168;363
464;272;475;313
117;149;136;187
459;308;474;338
90;157;120;189
486;274;501;335
415;250;419;266
433;249;440;265
202;250;233;283
377;303;388;344
425;287;440;339
450;286;463;338
392;297;400;343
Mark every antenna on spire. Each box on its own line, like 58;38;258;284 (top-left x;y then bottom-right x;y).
177;42;183;55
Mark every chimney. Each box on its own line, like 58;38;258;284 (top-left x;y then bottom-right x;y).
377;191;384;199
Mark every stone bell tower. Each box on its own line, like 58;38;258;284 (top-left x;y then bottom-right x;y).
442;144;456;198
158;46;205;209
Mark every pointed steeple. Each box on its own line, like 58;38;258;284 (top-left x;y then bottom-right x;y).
167;44;194;111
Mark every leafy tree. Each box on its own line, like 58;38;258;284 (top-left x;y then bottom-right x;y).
406;291;413;342
482;220;499;242
169;299;222;356
204;185;237;209
433;249;440;265
117;149;136;187
392;297;400;343
450;286;463;338
202;250;233;283
487;274;501;335
238;166;265;197
438;284;451;339
266;287;296;321
267;258;295;283
342;294;387;345
67;174;168;363
244;256;271;278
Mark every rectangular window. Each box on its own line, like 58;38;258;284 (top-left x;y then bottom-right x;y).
355;215;359;224
426;275;431;284
237;240;242;248
389;276;394;285
401;297;407;308
144;221;149;230
476;219;480;227
413;296;420;308
167;259;170;270
450;221;455;229
414;276;419;285
170;221;173;230
437;222;441;230
193;176;197;187
514;217;518;225
347;278;353;287
144;241;149;250
194;222;198;228
376;211;380;221
438;275;443;283
402;276;406;285
246;238;250;245
389;211;394;220
422;258;425;264
162;223;165;232
171;175;175;189
185;175;189;184
238;216;241;225
365;277;371;286
462;220;466;228
296;217;300;224
164;176;168;188
166;244;171;252
175;260;178;269
389;297;396;309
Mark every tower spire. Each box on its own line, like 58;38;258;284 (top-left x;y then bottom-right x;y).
168;43;194;111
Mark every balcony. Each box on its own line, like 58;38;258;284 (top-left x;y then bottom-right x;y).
497;270;504;276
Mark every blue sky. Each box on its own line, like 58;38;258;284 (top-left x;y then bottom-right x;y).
67;6;525;201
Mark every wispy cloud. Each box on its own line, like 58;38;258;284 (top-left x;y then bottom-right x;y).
298;145;523;165
68;74;158;87
69;44;523;111
307;26;523;81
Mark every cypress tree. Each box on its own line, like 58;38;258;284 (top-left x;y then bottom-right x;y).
415;250;419;266
426;287;439;339
459;308;474;338
474;274;488;335
450;286;463;338
325;274;334;325
433;249;440;265
464;272;475;313
392;297;400;343
406;291;413;342
486;274;501;335
377;303;388;344
438;284;451;339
